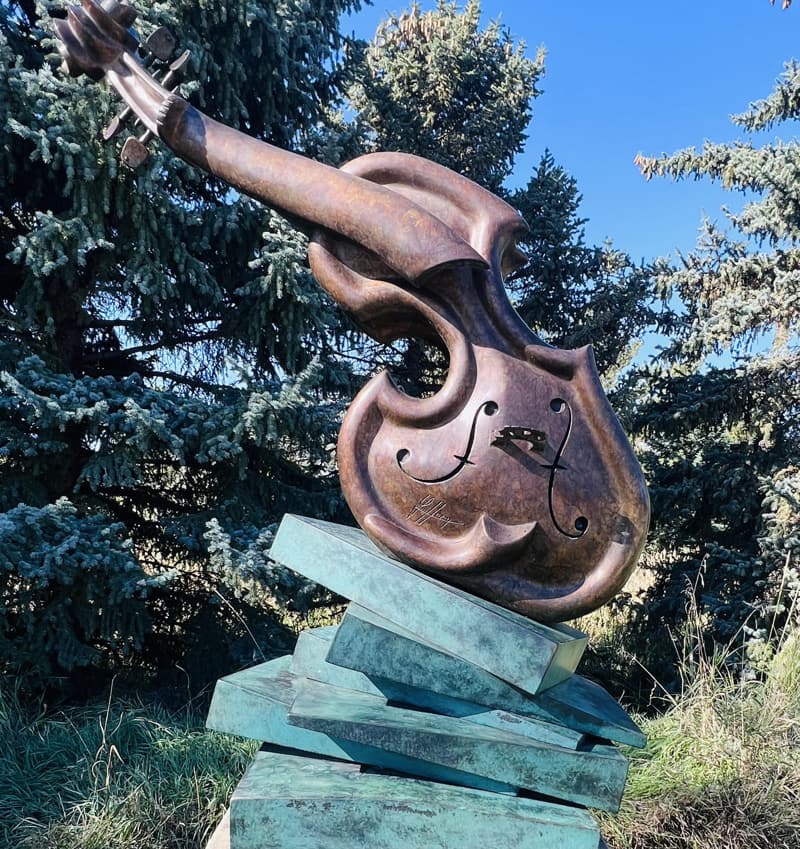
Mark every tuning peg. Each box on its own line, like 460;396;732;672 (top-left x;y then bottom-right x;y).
99;0;137;29
120;133;150;168
142;26;176;62
160;49;191;87
102;113;124;141
113;48;192;168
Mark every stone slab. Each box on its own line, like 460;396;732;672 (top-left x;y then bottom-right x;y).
328;606;646;748
205;810;230;849
293;626;585;750
270;515;587;695
290;626;387;698
206;656;514;794
229;748;602;849
287;677;629;812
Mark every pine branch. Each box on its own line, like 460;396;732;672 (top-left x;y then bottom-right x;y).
85;331;223;361
734;62;800;132
87;316;218;329
97;485;188;515
141;369;223;393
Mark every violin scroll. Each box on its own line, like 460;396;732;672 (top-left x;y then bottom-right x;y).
54;0;138;79
54;1;191;168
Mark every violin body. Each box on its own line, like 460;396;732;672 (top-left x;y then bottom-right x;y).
309;154;649;622
53;0;650;622
339;334;648;622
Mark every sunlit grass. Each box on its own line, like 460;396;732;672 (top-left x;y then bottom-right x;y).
601;622;800;849
0;685;256;849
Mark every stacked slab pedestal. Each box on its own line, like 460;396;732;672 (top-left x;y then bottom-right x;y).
206;515;645;849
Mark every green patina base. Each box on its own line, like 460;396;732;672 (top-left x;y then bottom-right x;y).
270;514;587;696
287;676;628;812
207;656;516;794
228;748;604;849
326;603;646;748
205;514;643;848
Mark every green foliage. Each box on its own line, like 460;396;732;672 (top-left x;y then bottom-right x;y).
0;0;359;689
509;151;657;378
347;0;544;195
0;499;148;677
629;64;800;657
0;349;340;684
600;619;800;849
0;684;257;849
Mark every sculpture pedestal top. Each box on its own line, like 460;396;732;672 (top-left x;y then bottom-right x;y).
270;514;587;695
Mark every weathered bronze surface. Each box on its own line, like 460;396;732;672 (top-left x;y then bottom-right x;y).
54;0;650;622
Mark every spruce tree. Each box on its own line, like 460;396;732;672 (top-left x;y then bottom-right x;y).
346;6;652;391
347;0;544;196
509;152;656;380
345;0;545;394
0;0;359;688
631;64;800;662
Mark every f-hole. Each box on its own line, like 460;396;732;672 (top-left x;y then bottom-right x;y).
397;401;499;484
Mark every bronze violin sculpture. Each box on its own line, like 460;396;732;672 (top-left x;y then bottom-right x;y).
54;0;650;623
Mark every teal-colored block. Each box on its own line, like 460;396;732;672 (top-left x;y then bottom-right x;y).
287;677;629;812
206;656;515;794
328;605;646;748
293;626;584;749
290;627;386;697
230;748;602;849
441;701;584;749
270;515;586;695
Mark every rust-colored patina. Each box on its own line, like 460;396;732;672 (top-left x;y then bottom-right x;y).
54;0;650;622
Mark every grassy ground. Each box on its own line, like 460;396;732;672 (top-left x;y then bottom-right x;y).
0;687;256;849
3;627;799;849
603;627;800;849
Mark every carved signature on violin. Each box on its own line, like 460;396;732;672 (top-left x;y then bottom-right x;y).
407;496;465;531
53;0;650;622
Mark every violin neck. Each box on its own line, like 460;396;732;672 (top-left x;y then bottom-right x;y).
108;53;484;284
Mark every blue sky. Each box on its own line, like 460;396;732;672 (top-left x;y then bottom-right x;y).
345;1;800;263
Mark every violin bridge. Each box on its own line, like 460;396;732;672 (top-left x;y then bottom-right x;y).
491;426;546;451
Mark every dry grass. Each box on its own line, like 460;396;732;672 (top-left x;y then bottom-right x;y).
0;685;257;849
601;624;800;849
